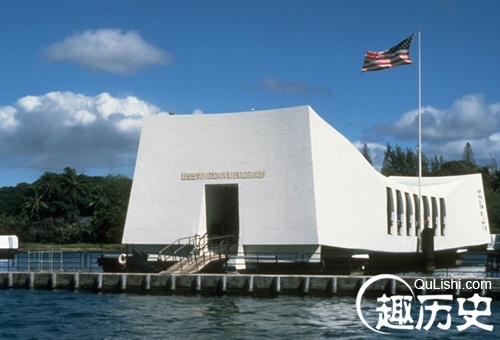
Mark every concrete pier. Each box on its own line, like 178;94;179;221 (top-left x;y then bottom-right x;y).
1;272;499;298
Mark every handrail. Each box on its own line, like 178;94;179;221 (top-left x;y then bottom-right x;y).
180;234;234;272
227;251;322;264
157;234;201;257
158;233;234;273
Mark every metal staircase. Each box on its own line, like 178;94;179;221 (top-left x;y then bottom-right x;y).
159;233;233;274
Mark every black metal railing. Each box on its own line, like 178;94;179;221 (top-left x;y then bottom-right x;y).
158;233;233;273
227;252;321;264
157;234;201;263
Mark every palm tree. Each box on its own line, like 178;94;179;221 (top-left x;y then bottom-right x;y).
37;171;61;199
22;188;48;221
61;167;84;209
89;186;110;211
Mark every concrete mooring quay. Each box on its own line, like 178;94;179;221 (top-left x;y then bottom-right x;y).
1;272;499;298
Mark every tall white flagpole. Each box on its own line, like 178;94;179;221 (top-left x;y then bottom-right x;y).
418;29;423;236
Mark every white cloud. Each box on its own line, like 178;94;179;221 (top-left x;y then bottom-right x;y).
64;109;96;127
369;94;500;165
490;133;500;142
17;95;42;111
42;29;172;74
0;106;19;132
377;94;500;142
0;91;166;173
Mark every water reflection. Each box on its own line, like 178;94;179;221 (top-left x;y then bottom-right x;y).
0;290;497;339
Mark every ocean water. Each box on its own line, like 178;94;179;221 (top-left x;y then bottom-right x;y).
1;251;498;339
0;290;498;339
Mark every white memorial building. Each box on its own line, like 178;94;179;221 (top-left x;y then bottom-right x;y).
120;106;491;273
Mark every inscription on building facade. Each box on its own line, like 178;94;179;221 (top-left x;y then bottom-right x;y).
181;171;265;181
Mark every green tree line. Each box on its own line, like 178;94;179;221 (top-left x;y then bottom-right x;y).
0;167;131;244
362;142;500;233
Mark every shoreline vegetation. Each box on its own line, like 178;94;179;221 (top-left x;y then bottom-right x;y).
0;168;131;245
19;243;125;252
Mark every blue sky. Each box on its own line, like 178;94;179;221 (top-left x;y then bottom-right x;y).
1;0;499;187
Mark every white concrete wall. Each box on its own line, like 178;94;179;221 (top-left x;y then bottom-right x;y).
309;110;417;252
123;106;318;245
392;175;491;251
123;105;490;254
0;235;18;249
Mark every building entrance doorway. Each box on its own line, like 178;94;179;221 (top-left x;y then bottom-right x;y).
205;184;239;249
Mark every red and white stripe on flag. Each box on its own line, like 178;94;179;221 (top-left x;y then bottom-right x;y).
361;34;414;72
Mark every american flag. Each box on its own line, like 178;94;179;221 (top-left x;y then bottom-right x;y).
361;34;415;72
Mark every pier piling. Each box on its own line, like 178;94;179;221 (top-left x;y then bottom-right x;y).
0;272;498;298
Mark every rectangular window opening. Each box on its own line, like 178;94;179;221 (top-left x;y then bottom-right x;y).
431;197;439;236
396;190;404;236
423;196;430;230
413;194;421;236
440;198;447;236
386;187;394;235
405;193;413;236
